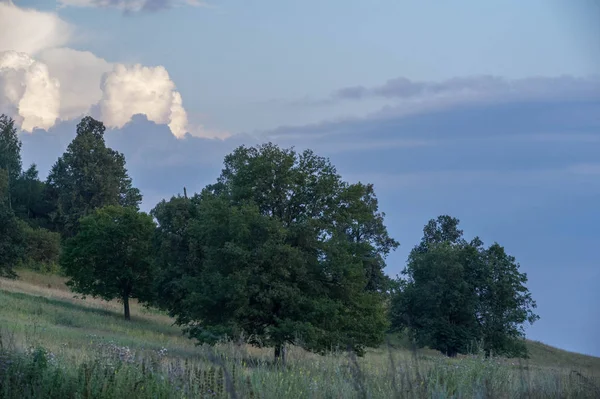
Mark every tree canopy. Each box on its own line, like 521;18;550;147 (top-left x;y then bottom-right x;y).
0;115;22;183
12;164;55;229
0;115;25;277
0;114;63;276
390;215;539;357
60;205;157;320
0;168;24;278
152;143;399;362
0;115;22;210
46;116;142;237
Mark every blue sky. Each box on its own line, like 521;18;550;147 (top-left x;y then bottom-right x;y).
2;0;599;356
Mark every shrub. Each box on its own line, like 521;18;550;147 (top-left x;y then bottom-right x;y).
18;223;61;274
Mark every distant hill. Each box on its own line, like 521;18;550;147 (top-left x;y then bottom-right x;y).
386;329;600;375
526;340;600;374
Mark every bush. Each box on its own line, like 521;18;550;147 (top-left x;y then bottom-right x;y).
18;223;61;274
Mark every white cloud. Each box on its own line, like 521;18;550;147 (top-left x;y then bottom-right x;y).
0;51;60;132
0;2;72;55
99;63;227;139
58;0;205;12
39;48;113;120
100;64;190;138
0;2;203;139
168;91;189;138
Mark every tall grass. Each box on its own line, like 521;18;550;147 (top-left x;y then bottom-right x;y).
0;270;599;398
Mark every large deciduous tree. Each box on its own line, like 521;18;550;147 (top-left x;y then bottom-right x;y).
46;116;142;237
390;215;539;357
60;206;156;320
153;143;398;362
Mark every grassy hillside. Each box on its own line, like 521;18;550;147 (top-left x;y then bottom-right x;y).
1;269;599;398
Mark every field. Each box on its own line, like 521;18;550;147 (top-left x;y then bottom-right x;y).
1;269;599;398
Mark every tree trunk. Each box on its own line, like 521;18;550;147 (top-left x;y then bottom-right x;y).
123;294;131;320
274;344;286;366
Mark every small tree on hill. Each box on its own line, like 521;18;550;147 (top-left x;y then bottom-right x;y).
391;215;539;357
60;205;156;320
152;143;399;363
477;242;540;356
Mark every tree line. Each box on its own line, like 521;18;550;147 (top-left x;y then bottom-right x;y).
0;115;539;362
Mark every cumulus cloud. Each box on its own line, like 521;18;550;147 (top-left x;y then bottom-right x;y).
0;2;72;55
58;0;205;12
97;65;227;139
100;64;190;138
0;2;207;139
0;51;60;132
38;48;113;120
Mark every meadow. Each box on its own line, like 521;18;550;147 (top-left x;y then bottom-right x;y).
1;269;599;398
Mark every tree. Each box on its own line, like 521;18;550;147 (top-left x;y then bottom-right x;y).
391;215;538;357
12;164;55;228
60;206;156;320
0;114;22;210
46;116;142;237
476;243;540;357
0;168;24;278
153;143;398;363
391;240;480;356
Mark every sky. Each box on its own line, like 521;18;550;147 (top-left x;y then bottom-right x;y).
1;0;599;356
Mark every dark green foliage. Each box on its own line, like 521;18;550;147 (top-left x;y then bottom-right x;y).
476;243;540;357
11;164;55;229
18;223;61;273
0;169;24;278
391;215;539;358
46;116;142;237
0;115;59;276
0;115;56;230
0;350;178;399
0;116;22;233
60;206;156;320
153;143;398;360
392;241;481;357
0;115;22;200
149;195;201;315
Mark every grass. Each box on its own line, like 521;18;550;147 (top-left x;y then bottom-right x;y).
1;269;599;398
